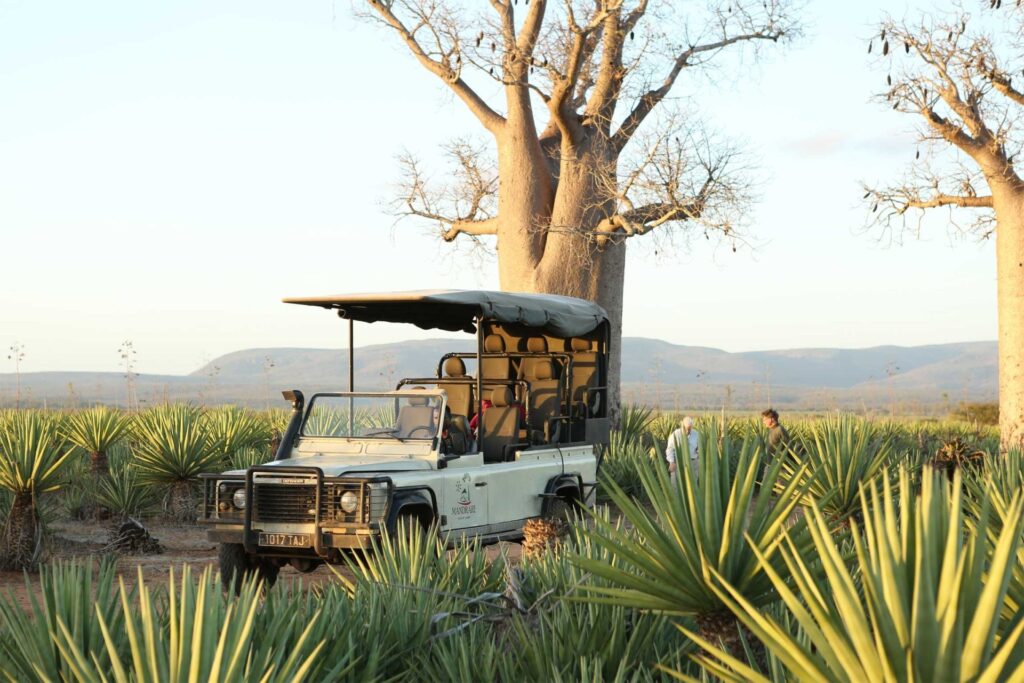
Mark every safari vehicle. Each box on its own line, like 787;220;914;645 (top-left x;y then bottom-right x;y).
200;290;611;587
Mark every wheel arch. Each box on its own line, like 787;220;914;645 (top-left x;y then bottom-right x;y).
541;473;584;516
386;486;438;533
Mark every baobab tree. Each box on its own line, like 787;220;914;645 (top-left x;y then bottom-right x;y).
864;3;1024;447
360;0;798;418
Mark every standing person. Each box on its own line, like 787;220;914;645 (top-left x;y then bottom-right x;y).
761;408;789;456
665;416;700;485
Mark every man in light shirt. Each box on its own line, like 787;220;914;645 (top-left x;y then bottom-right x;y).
665;416;700;485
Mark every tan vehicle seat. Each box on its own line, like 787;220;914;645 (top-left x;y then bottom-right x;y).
441;357;473;419
525;358;562;441
395;394;437;439
519;336;549;379
566;337;600;415
481;335;512;381
481;387;521;463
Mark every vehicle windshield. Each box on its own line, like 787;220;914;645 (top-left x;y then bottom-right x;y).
302;394;441;440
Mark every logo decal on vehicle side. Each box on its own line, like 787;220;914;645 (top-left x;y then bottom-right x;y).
451;473;476;516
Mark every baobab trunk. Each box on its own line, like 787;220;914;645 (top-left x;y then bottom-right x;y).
495;142;628;424
994;187;1024;449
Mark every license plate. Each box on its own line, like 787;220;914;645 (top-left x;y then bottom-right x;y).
258;533;311;548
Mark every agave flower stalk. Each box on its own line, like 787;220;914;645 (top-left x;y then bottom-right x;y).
0;412;75;569
687;469;1024;682
63;406;133;477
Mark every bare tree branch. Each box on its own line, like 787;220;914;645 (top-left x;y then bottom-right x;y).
611;3;792;152
442;217;500;241
364;0;506;133
864;7;1024;242
391;139;499;247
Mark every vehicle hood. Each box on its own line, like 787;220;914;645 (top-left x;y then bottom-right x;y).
229;454;434;477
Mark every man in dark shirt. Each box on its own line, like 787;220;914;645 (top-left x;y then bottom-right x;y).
761;408;789;455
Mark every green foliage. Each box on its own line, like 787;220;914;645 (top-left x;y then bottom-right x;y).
599;432;655;502
779;413;895;524
953;401;1000;426
94;465;158;520
62;406;133;457
0;557;128;680
130;404;224;486
577;425;813;621
1;405;1023;680
0;411;75;497
686;469;1024;682
205;405;272;462
619;404;656;443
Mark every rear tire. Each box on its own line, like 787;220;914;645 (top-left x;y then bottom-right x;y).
543;495;578;536
218;543;280;594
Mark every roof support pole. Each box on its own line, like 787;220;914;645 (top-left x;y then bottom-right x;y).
476;315;484;448
348;318;354;436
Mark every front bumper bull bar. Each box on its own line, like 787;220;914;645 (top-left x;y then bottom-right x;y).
201;465;392;558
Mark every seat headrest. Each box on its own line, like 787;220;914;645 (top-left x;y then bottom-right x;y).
530;359;555;381
491;386;513;407
484;336;505;353
567;337;591;352
443;357;466;377
407;387;429;406
526;337;547;353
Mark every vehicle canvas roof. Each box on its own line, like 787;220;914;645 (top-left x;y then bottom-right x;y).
283;289;608;337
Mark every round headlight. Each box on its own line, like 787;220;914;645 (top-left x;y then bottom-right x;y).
232;488;247;509
340;491;359;514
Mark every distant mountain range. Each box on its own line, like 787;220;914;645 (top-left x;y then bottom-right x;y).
0;338;996;412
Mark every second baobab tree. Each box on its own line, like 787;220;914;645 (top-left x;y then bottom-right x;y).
361;0;798;419
864;3;1024;447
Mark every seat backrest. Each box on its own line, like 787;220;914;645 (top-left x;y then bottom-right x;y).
481;335;511;382
441;357;473;419
518;336;549;380
482;387;520;463
566;337;600;407
395;395;437;439
524;358;561;437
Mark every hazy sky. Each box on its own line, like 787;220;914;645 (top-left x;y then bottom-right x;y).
0;1;997;376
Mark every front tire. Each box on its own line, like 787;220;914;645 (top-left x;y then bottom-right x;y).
218;543;280;594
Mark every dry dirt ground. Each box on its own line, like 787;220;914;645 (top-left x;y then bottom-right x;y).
0;520;526;611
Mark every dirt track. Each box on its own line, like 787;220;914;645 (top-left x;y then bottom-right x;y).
0;520;525;610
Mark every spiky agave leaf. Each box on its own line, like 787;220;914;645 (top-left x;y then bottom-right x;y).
0;557;129;681
618;404;656;444
964;450;1024;632
0;411;75;497
63;406;133;475
204;405;272;462
685;468;1024;682
130;405;223;520
49;565;330;682
574;424;814;648
94;465;157;520
777;413;894;525
130;404;223;486
599;431;655;502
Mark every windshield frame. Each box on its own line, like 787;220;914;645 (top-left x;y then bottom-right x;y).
300;390;446;441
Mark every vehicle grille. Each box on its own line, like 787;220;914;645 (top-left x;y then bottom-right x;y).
252;483;319;523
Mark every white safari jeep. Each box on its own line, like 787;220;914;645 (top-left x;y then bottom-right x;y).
201;290;611;588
